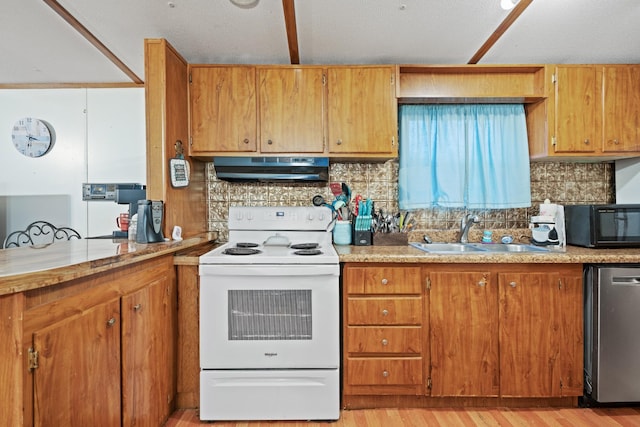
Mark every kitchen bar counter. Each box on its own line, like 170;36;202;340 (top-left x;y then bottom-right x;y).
0;233;217;296
336;243;640;264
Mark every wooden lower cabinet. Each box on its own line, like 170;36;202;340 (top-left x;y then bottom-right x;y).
122;276;177;426
33;299;122;426
343;265;424;397
23;255;177;427
342;263;583;409
429;270;499;397
498;270;583;397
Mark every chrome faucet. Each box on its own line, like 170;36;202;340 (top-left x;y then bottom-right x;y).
457;213;480;243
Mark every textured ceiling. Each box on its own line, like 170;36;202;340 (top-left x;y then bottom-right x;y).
2;0;640;85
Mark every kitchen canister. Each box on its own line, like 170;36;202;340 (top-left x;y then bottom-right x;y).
333;220;352;245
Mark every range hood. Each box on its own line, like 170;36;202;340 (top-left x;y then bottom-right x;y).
213;156;329;182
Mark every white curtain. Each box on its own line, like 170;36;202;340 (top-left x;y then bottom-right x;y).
398;104;531;209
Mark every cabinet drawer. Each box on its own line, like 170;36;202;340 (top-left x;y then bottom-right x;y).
347;297;422;325
347;357;422;385
346;326;421;354
344;267;422;294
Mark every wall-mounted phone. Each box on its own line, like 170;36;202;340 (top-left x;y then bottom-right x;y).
170;140;190;188
170;157;190;187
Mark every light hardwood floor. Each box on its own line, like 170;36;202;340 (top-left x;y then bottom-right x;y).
165;407;640;426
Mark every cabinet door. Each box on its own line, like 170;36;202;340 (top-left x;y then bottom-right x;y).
558;274;584;396
554;66;598;153
429;271;499;397
258;67;325;153
189;66;257;153
499;272;561;397
122;276;176;427
602;65;640;153
327;66;397;156
33;299;121;427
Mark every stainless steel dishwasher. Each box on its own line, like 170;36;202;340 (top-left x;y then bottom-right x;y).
584;264;640;403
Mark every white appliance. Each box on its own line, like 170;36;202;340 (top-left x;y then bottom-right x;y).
199;206;340;421
615;157;640;204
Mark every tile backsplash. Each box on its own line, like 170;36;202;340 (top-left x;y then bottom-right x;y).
206;160;614;241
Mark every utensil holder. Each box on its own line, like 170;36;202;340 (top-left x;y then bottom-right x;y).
333;220;352;245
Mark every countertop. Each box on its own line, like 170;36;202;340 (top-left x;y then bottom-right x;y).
0;233;217;296
3;234;640;297
335;243;640;264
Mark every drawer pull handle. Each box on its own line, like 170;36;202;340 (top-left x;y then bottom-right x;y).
381;309;389;316
381;339;388;346
267;139;273;145
584;139;590;145
336;139;343;145
243;138;250;144
107;317;116;327
133;304;142;311
478;280;486;287
381;278;388;285
510;281;517;288
382;370;389;377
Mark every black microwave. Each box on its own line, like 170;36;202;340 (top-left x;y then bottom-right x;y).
565;204;640;248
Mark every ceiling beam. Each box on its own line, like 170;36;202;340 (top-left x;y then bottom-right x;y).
282;0;300;64
43;0;143;83
467;0;533;64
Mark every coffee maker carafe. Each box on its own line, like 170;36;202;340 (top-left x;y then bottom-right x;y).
136;200;165;243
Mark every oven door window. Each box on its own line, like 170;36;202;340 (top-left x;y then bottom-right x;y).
228;289;312;340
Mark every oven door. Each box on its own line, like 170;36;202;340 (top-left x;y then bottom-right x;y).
199;263;339;369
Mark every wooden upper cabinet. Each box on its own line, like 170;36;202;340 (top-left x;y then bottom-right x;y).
529;64;640;159
327;66;397;157
258;67;325;153
602;65;640;153
189;65;257;153
554;65;599;153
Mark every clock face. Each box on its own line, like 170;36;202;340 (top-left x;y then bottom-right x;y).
12;117;55;158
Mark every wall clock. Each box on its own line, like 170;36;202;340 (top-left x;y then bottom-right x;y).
11;117;55;158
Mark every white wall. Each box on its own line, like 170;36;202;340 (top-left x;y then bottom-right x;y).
615;157;640;204
0;88;146;241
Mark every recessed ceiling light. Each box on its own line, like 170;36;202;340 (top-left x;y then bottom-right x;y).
230;0;259;8
500;0;519;10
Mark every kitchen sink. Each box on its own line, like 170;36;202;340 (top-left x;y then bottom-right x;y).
409;242;550;254
410;243;487;253
467;243;550;252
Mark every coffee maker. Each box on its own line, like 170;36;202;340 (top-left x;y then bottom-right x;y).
530;199;566;251
136;200;165;243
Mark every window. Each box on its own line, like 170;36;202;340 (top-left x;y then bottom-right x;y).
398;104;531;209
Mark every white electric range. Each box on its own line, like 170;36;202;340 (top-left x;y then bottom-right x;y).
198;206;340;422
